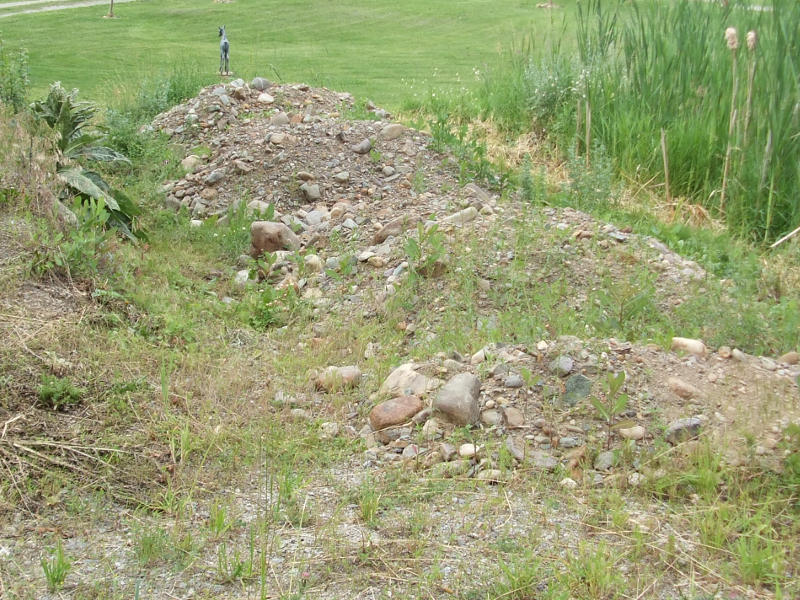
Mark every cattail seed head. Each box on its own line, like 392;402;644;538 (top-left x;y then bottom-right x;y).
746;30;757;52
725;27;739;51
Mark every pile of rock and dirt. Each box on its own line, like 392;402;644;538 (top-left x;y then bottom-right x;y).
339;336;800;486
152;76;800;488
154;78;713;300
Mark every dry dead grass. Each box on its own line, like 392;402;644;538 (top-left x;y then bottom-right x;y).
0;109;61;218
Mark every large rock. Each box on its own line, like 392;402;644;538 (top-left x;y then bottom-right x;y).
529;450;558;471
315;365;362;392
380;123;405;140
270;112;290;126
665;417;703;444
442;206;478;226
369;396;423;432
549;355;574;376
505;436;525;462
463;183;491;203
480;409;504;427
433;373;481;426
619;425;645;440
181;155;202;173
372;215;419;244
667;377;701;400
504;406;525;428
250;77;271;91
562;374;591;406
379;363;440;397
204;168;226;185
300;182;321;201
351;138;372;154
671;337;707;356
594;450;616;471
250;221;301;257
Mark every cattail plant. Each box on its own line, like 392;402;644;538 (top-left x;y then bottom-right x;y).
742;30;757;148
719;26;739;214
555;0;800;241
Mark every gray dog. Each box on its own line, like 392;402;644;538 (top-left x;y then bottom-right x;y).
219;26;230;75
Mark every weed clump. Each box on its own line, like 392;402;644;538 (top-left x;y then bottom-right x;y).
40;540;70;592
37;374;84;410
0;36;29;113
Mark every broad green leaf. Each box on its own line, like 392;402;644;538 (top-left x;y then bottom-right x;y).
590;396;610;420
107;211;138;242
607;371;626;396
612;393;629;415
57;167;120;211
111;189;142;218
71;144;131;164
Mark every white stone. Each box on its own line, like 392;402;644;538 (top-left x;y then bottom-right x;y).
671;337;707;356
619;425;645;440
458;443;477;459
442;206;479;226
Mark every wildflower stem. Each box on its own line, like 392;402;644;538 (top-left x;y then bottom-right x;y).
661;128;671;205
575;97;582;158
720;49;738;215
742;51;757;149
585;99;591;170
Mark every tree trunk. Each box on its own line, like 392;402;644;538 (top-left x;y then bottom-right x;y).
108;0;114;17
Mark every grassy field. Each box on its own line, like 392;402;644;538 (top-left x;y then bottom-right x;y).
0;0;575;107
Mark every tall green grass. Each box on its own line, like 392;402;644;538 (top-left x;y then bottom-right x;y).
473;0;800;244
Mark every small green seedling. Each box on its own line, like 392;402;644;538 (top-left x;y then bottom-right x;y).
405;222;445;280
590;371;629;449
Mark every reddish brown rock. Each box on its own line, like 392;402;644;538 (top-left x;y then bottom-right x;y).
667;377;701;400
369;395;424;433
372;215;420;244
504;407;525;428
779;351;799;365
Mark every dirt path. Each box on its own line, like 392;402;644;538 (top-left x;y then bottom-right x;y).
0;0;136;19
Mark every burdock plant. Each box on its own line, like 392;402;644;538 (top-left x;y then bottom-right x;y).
720;26;739;214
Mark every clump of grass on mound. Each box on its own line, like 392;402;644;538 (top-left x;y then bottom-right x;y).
105;62;215;164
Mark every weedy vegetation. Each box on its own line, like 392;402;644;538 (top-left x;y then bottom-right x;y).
0;1;799;599
40;540;71;592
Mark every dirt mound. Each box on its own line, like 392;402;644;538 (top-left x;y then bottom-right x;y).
151;77;800;471
154;79;454;226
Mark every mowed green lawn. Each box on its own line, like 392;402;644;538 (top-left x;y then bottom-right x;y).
0;0;575;108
